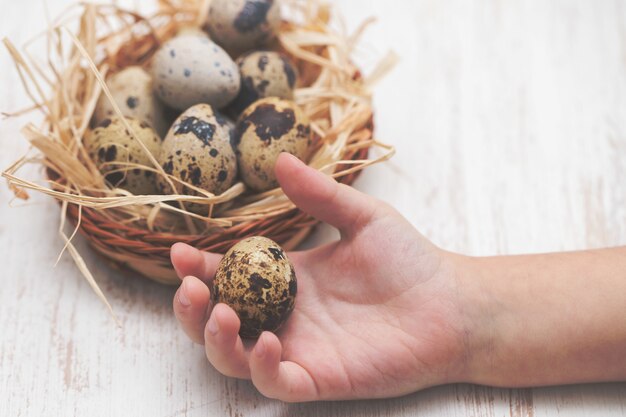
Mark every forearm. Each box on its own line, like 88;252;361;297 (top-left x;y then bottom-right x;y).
457;247;626;387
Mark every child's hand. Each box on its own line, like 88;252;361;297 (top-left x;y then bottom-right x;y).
170;153;474;401
172;153;626;400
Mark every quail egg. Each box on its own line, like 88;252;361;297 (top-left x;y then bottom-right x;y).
84;117;162;195
93;66;169;137
228;51;298;116
152;33;240;110
213;236;297;338
157;104;237;214
233;97;311;191
205;0;281;56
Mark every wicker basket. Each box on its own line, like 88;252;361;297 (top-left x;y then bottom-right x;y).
3;0;395;288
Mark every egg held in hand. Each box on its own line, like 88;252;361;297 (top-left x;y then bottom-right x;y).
233;97;312;192
213;236;297;338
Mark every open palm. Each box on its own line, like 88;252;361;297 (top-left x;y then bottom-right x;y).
171;154;469;401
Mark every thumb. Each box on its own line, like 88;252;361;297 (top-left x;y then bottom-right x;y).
275;153;381;237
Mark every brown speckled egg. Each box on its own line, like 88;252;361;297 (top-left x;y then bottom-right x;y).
227;51;298;116
152;33;240;110
94;66;169;137
84;117;162;195
206;0;280;56
213;236;297;338
233;97;311;191
157;104;237;214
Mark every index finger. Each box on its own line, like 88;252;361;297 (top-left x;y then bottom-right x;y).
171;242;223;283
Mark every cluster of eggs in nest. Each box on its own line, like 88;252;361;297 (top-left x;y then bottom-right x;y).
86;0;313;215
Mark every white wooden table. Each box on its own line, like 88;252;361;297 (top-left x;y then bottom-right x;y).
2;0;626;415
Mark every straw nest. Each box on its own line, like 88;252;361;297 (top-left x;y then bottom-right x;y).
3;0;395;311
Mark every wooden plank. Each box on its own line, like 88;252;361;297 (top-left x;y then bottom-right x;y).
0;0;625;416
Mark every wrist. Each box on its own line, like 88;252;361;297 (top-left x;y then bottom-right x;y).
450;253;538;387
442;252;500;385
449;249;626;387
417;250;499;386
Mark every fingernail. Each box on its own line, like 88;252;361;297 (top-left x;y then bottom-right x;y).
178;281;191;307
207;313;219;336
255;336;266;357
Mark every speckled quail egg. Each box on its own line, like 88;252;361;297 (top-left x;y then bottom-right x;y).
213;236;297;338
152;33;240;110
157;104;237;214
227;51;298;116
84;117;162;195
205;0;281;56
93;66;169;137
233;97;311;191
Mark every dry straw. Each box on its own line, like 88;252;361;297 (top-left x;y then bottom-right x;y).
3;0;396;310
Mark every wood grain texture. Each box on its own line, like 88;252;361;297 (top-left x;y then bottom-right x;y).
1;0;625;416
